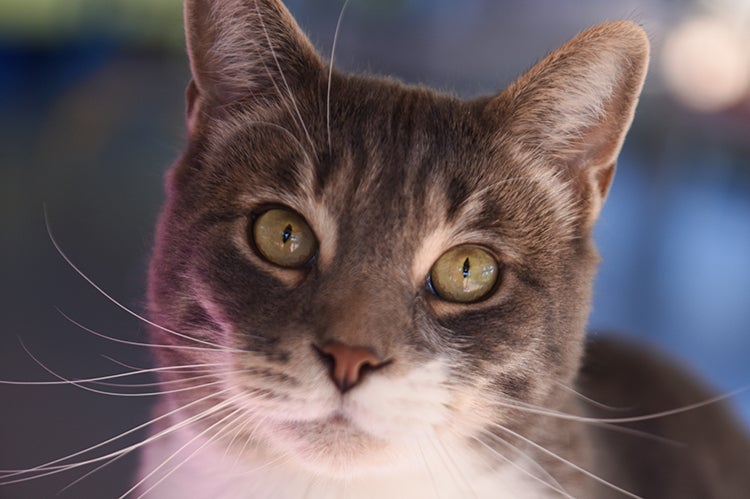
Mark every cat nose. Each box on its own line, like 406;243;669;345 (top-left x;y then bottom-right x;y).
315;341;386;393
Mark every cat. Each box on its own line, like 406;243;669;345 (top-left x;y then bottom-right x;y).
4;0;749;497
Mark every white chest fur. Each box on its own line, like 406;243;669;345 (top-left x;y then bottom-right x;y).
136;422;554;499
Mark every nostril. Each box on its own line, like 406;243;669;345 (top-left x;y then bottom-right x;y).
313;341;387;393
314;344;335;369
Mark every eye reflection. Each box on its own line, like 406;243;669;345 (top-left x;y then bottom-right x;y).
429;246;498;303
252;208;317;268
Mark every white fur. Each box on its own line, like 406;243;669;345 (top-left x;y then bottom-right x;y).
137;422;552;499
136;358;557;498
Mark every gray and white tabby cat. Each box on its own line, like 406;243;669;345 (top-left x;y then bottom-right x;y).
130;1;750;497
8;0;749;497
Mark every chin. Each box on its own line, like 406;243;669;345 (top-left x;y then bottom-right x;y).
268;414;407;479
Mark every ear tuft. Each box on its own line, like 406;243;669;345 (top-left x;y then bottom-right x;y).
491;21;650;227
183;0;323;126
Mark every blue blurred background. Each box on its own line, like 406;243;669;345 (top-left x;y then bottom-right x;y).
1;0;748;497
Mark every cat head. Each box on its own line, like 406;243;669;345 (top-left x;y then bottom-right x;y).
148;0;648;478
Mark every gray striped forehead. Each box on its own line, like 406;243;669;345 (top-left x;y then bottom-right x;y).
301;86;504;275
213;76;576;287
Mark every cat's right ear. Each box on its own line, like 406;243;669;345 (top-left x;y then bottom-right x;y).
490;22;649;229
183;0;323;134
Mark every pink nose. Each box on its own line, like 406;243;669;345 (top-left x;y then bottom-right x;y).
316;341;385;392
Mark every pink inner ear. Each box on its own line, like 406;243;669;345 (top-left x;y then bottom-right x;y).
186;79;200;136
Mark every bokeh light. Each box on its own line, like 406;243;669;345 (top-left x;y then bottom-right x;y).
662;16;750;111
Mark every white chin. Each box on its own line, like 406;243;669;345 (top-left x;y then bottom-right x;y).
269;414;404;478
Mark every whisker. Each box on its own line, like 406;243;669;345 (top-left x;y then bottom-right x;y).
0;353;229;387
490;385;750;425
425;433;477;498
326;0;350;153
0;387;237;481
93;372;229;390
588;421;685;448
126;404;249;498
57;309;244;353
97;381;224;398
473;429;569;497
487;423;641;498
413;438;442;499
21;347;237;399
553;381;629;411
44;208;237;352
111;394;247;496
6;391;260;488
10;341;229;398
488;396;684;447
222;411;255;464
254;53;307;149
252;0;315;152
60;446;130;494
245;121;314;168
447;428;571;498
228;413;295;481
99;355;227;376
233;414;272;474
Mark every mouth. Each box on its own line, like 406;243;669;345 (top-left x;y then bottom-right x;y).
274;407;363;436
324;412;350;426
259;408;392;477
304;409;367;435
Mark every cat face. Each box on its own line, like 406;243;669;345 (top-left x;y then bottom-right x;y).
147;0;648;479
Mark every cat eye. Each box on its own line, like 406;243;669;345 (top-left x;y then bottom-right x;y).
429;246;499;303
252;208;317;268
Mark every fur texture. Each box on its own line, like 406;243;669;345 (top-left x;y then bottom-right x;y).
133;1;749;497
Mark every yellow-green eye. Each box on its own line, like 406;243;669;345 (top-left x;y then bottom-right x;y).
429;246;499;303
252;208;317;268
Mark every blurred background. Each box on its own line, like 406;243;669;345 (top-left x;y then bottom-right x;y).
1;0;748;497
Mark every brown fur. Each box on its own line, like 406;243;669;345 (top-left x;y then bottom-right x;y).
579;337;750;497
139;1;749;496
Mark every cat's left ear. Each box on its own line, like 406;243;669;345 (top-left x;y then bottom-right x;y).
183;0;324;134
491;22;649;228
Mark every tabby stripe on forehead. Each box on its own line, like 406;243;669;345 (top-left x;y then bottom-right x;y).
446;178;471;220
313;149;335;196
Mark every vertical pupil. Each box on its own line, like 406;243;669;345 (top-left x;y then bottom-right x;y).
462;257;471;278
282;224;293;244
